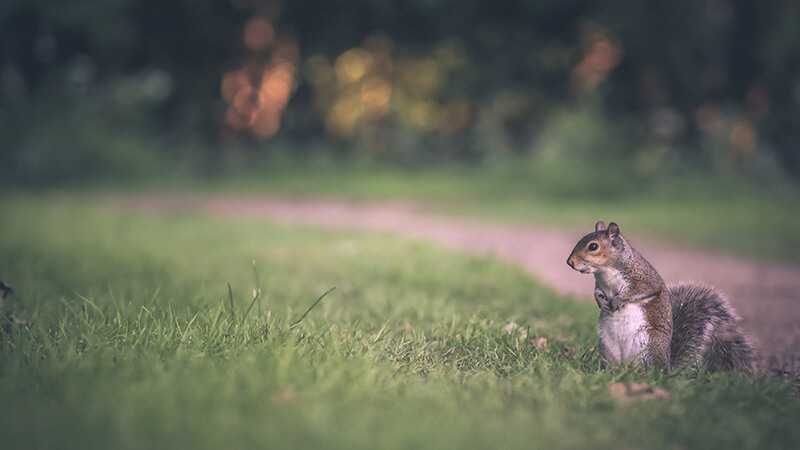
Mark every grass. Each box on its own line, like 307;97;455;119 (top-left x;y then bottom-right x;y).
83;161;800;263
269;165;800;264
1;195;799;450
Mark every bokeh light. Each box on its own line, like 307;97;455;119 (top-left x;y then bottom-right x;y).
730;120;757;156
571;23;623;93
302;34;472;139
335;49;372;84
696;103;724;135
221;14;298;139
243;17;275;51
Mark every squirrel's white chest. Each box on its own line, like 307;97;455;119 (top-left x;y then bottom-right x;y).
598;303;649;365
595;268;627;299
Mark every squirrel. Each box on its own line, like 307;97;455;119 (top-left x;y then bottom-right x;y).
567;221;758;372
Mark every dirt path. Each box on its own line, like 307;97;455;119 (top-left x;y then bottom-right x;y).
129;194;800;375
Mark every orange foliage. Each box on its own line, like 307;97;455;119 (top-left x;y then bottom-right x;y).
571;23;623;93
221;15;298;139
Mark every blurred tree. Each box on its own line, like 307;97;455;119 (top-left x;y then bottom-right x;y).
0;0;798;181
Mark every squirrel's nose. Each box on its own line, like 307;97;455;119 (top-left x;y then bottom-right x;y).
567;256;574;268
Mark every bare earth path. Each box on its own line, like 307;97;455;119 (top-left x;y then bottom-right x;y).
129;194;800;375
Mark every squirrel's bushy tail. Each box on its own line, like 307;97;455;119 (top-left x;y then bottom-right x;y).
668;283;758;372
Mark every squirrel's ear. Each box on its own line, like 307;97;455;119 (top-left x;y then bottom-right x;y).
595;221;606;232
608;222;620;239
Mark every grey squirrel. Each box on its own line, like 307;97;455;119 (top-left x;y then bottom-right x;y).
567;221;758;372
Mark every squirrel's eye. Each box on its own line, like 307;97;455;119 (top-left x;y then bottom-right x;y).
588;243;599;251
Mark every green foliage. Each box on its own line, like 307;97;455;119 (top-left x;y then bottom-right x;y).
2;0;138;46
1;196;799;449
6;108;164;183
0;69;180;183
2;1;799;182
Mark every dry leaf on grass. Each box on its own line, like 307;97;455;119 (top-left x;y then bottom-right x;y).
608;382;670;405
529;337;548;349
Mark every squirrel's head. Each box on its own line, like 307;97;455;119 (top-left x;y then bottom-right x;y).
566;221;622;274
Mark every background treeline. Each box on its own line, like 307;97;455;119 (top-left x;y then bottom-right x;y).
1;0;798;185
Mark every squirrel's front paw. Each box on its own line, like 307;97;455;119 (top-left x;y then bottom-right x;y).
594;289;613;312
608;297;626;311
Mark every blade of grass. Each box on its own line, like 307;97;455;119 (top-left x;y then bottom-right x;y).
227;282;235;321
290;286;337;329
252;260;263;316
180;312;200;344
241;260;263;324
76;293;106;322
241;288;262;325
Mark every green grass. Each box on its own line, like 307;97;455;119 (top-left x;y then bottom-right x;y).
1;195;799;450
93;161;800;264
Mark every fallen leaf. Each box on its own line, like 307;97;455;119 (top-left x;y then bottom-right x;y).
608;382;670;405
529;337;548;349
271;388;297;405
